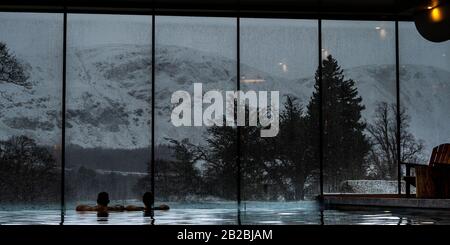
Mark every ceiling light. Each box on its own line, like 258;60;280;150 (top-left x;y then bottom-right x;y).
241;79;265;84
431;7;443;22
379;29;387;39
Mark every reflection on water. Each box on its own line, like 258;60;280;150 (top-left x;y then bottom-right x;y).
241;201;321;225
2;201;450;225
0;209;61;225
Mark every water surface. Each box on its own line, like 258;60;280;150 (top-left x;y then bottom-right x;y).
2;201;450;225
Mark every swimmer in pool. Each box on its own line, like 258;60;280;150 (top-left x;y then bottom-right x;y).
125;192;170;211
75;192;124;212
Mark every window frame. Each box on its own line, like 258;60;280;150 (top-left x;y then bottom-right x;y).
0;5;419;224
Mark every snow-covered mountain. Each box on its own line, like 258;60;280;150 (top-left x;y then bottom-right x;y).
1;44;449;154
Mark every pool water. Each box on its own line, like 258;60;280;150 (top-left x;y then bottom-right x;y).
1;201;450;225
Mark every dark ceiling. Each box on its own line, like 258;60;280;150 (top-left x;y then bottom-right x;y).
0;0;430;19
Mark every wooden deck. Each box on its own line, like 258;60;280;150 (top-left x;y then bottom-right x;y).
323;194;450;210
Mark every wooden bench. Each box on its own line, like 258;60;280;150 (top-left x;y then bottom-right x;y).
402;143;450;198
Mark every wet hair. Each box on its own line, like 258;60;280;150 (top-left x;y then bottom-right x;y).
97;192;110;206
142;192;154;207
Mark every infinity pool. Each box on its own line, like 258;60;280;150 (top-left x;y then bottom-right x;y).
1;201;450;225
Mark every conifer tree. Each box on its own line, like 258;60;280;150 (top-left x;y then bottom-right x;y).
0;42;30;88
277;96;313;200
306;55;370;192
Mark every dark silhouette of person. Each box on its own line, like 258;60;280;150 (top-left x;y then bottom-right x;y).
125;192;170;211
76;192;124;212
96;191;110;215
143;191;153;209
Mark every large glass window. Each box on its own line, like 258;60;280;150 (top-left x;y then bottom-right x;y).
399;22;450;169
239;18;321;224
322;21;397;194
65;14;152;224
1;9;449;225
154;16;237;224
0;12;63;224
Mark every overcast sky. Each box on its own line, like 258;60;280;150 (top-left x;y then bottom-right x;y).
0;13;449;80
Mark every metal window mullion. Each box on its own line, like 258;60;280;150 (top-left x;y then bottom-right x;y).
395;20;402;196
318;18;324;198
60;9;67;225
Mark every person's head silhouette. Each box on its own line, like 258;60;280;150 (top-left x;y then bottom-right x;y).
97;192;110;207
143;192;154;208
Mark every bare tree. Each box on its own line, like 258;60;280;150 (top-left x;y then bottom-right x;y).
0;136;59;203
367;102;425;179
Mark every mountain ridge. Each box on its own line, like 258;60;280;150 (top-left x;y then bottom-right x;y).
1;44;449;156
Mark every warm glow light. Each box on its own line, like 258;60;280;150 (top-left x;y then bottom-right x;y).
431;7;444;22
241;79;265;83
428;0;440;9
278;62;288;73
322;48;329;58
379;29;387;39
